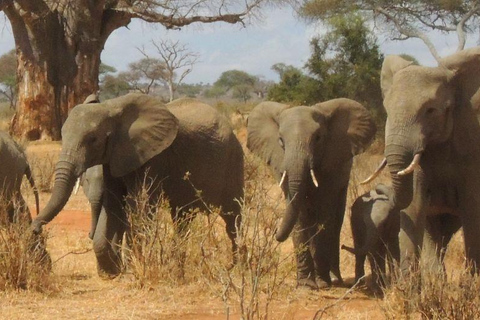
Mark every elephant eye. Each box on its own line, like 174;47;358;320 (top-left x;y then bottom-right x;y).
425;107;436;115
278;137;285;149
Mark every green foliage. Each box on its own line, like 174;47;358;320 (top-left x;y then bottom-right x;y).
0;50;17;108
100;74;131;100
177;83;203;98
300;0;480;59
212;70;259;102
305;14;385;133
214;70;257;90
267;64;322;105
203;85;227;100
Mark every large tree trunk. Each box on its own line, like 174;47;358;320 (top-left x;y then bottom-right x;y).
3;2;129;141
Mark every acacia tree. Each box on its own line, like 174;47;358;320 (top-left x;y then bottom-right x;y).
0;0;278;140
301;0;480;62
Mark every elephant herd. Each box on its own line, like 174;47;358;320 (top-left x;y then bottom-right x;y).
0;47;477;293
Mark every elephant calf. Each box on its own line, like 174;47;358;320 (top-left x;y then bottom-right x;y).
342;183;399;289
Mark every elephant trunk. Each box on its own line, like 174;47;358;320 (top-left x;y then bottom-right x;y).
275;158;308;242
33;160;77;227
384;120;422;210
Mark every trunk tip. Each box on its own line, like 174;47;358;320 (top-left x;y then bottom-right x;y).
275;231;289;242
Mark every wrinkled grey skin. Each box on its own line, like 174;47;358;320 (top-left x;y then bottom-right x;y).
342;184;400;288
32;93;244;278
247;99;376;289
0;130;39;223
381;47;480;273
80;165;104;239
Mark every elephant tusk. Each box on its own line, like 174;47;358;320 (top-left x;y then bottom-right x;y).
398;153;421;176
310;169;319;188
74;178;81;195
360;158;387;185
278;171;287;187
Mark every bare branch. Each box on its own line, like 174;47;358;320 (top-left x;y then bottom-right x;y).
456;0;480;51
375;6;442;62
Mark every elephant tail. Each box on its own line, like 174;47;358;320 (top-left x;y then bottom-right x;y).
341;244;356;255
25;165;40;216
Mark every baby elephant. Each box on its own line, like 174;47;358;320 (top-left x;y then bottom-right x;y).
342;183;399;288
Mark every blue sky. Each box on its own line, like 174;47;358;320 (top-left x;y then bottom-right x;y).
0;7;477;84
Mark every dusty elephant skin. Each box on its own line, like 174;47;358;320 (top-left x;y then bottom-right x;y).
0;130;39;223
31;93;244;277
247;99;376;289
343;183;400;290
381;47;480;273
79;165;104;240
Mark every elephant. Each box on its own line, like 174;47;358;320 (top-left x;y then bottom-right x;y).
379;47;480;273
31;93;244;277
247;99;376;289
0;130;39;224
341;183;400;289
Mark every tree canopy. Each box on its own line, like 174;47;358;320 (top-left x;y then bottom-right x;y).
0;50;16;108
300;0;480;62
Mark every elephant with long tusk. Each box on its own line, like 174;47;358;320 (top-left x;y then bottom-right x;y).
380;47;480;275
247;99;376;289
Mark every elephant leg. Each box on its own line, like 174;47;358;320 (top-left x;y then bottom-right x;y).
219;209;242;264
354;253;366;284
14;193;32;224
170;206;196;280
92;175;127;278
399;171;427;274
424;214;461;272
369;246;387;291
292;217;318;290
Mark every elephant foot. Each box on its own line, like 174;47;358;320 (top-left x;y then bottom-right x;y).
315;277;332;289
296;277;319;290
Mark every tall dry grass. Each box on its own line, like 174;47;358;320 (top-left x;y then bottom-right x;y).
124;152;295;319
0;197;54;292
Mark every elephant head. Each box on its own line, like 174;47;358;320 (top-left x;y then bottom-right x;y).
382;47;480;210
247;99;376;242
32;93;179;230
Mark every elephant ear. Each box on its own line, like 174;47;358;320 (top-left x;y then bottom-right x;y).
314;98;376;170
106;93;179;177
440;47;480;156
441;47;480;112
381;55;413;99
247;101;291;178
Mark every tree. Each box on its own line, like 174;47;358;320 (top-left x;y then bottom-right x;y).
267;64;321;105
305;14;385;130
203;85;227;100
0;50;16;109
300;0;480;62
0;1;278;140
100;74;131;100
149;39;199;102
124;58;167;94
214;69;258;102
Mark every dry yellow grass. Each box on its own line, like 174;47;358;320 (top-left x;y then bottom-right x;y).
0;127;470;320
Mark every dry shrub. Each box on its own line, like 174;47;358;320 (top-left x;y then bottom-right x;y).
382;263;480;319
28;153;57;192
0;198;53;292
125;153;295;319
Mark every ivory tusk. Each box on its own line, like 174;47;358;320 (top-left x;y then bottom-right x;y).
398;153;421;176
310;169;319;188
278;171;287;187
74;177;81;195
360;158;387;185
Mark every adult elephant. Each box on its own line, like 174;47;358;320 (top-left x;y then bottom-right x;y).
0;130;39;223
31;93;244;277
247;99;376;289
380;47;480;273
